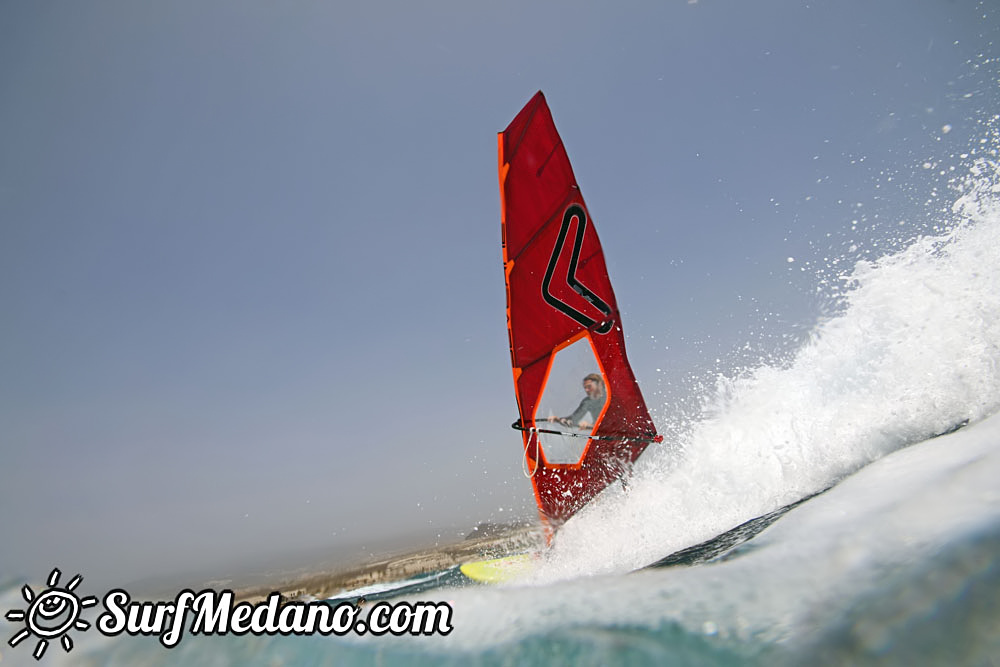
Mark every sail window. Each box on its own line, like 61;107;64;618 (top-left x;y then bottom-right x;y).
534;336;609;465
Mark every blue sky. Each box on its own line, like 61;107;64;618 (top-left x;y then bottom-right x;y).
1;0;997;589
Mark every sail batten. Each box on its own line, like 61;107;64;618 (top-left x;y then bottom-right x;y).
499;91;661;528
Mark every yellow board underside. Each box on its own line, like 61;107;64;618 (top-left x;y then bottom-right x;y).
459;553;536;584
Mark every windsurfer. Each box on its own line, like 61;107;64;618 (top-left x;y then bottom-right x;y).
549;373;607;430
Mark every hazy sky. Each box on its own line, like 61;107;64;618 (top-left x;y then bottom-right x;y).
2;1;997;589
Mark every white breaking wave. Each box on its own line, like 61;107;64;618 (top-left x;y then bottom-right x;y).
421;412;1000;654
536;132;1000;581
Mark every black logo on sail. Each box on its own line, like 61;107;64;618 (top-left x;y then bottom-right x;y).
541;204;613;334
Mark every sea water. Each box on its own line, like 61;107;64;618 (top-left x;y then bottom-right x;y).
5;126;1000;667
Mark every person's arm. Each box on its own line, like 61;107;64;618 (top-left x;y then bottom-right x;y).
563;398;590;427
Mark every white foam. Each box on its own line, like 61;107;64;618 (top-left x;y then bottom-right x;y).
427;403;1000;653
534;143;1000;582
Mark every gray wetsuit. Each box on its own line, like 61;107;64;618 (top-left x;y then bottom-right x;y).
565;394;607;425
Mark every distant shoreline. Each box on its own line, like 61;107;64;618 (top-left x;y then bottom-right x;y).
182;522;545;604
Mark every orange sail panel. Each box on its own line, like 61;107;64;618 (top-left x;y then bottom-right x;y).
499;91;660;527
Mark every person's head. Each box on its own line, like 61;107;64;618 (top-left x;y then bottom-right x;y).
582;373;604;398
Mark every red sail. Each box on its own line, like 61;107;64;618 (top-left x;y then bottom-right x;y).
499;91;660;528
